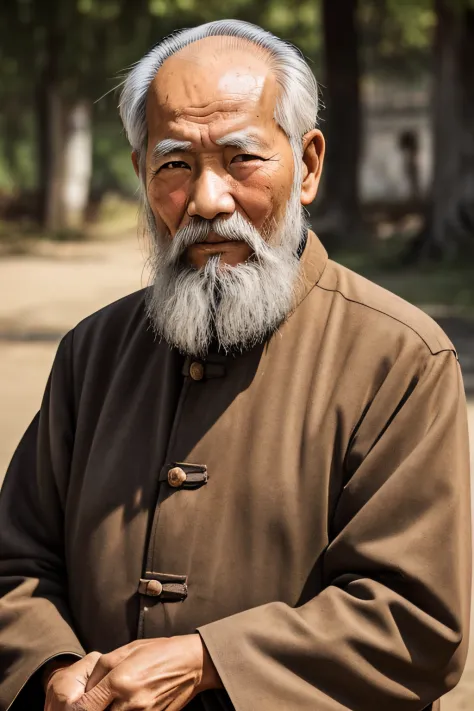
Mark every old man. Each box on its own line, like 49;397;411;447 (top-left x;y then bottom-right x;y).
0;19;471;711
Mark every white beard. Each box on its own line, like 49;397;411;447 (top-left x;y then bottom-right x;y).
144;191;307;357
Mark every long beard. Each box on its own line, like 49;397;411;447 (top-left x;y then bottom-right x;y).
144;193;307;357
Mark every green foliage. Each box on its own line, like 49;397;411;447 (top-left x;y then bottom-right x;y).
263;0;322;61
382;0;434;49
360;0;435;79
91;121;138;197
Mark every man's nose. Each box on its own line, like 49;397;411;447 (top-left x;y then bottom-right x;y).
187;169;235;220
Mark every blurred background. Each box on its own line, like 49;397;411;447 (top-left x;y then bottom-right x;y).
0;1;473;708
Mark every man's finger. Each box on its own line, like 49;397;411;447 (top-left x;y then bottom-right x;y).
85;643;139;693
45;653;103;711
84;653;112;693
74;652;103;682
72;679;114;711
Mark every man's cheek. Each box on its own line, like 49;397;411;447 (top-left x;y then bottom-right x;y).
167;187;189;214
234;184;276;230
150;186;189;231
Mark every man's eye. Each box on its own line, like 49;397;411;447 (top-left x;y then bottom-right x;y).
231;154;263;163
159;161;190;171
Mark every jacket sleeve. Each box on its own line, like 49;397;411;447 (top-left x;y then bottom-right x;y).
198;349;472;711
0;333;85;711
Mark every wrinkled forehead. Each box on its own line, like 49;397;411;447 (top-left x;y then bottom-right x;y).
146;37;280;137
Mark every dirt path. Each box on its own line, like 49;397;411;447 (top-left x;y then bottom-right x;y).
0;235;472;709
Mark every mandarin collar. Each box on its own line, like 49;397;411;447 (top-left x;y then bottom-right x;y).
290;230;328;315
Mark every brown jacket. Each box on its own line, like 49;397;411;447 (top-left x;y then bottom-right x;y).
0;232;471;710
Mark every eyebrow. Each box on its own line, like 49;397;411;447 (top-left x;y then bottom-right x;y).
151;139;193;160
215;130;269;153
151;130;269;161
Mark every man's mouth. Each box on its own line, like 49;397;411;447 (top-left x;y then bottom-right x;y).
198;233;232;245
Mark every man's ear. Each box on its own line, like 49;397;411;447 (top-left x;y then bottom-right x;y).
131;150;140;178
300;129;325;206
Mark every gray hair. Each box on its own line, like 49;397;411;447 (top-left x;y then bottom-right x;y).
119;19;319;173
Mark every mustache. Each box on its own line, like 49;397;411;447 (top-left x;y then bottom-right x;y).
164;212;270;265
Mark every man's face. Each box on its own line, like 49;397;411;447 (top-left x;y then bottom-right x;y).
136;38;324;356
140;39;296;269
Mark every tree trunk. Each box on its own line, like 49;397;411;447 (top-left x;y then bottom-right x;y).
320;0;362;248
455;8;474;248
62;100;93;229
428;0;463;258
37;21;65;231
422;0;474;259
3;112;22;188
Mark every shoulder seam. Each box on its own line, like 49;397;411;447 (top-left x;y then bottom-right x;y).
316;283;457;357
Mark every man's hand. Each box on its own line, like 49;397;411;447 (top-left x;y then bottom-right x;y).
73;634;221;711
44;653;101;710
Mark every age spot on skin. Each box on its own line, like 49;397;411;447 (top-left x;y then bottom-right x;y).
217;70;265;99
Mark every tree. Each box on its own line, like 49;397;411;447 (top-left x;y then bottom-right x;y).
320;0;362;249
36;0;66;231
427;0;474;259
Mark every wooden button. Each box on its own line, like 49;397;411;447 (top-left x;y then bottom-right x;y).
146;580;163;596
189;361;204;381
168;466;187;488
